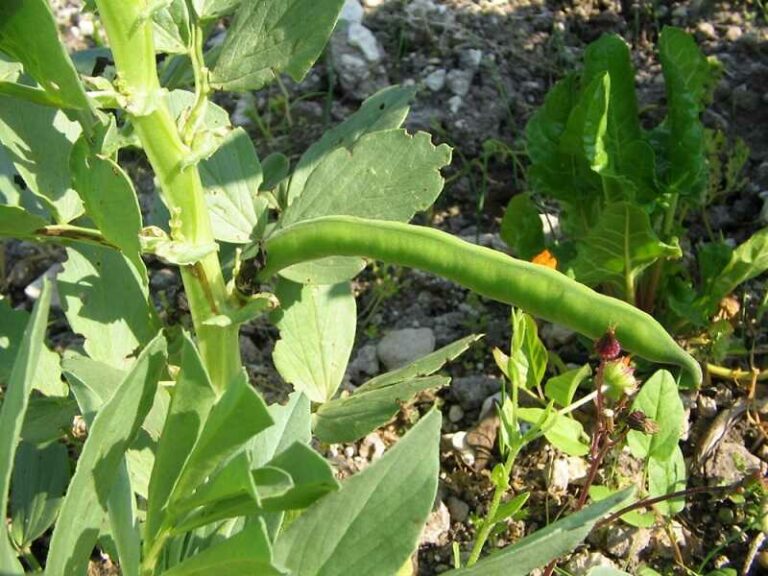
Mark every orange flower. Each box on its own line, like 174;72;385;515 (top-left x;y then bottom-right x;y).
531;249;557;269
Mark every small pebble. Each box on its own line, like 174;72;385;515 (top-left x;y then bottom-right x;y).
448;404;464;423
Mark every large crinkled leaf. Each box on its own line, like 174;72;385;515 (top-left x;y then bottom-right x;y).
211;0;346;92
9;441;69;550
162;520;286;576
314;375;449;443
708;227;768;303
280;129;451;227
286;86;416;206
582;35;657;202
447;488;634;575
0;281;51;574
199;127;268;243
658;27;710;202
70;136;145;282
274;410;441;576
526;74;601;209
627;370;684;461
58;245;159;368
272;279;356;404
45;334;167;576
500;194;545;260
0;97;83;223
145;332;217;542
572;202;681;300
0;0;91;113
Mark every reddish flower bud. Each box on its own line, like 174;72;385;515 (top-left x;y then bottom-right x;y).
595;328;621;361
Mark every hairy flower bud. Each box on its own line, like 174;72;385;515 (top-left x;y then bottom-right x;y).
626;410;660;434
602;357;637;400
595;328;621;361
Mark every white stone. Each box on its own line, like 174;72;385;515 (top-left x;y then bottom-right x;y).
340;0;364;23
448;404;464;423
420;501;451;545
424;68;446;92
460;49;483;71
696;22;717;40
446;69;473;97
448;95;463;114
347;23;382;63
377;327;436;370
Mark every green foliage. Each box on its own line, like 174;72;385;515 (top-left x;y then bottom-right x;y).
0;3;703;574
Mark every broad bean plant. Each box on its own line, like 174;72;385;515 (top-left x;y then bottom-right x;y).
0;1;698;575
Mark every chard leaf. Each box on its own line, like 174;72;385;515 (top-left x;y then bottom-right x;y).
648;446;686;516
161;520;286;576
314;375;449;443
447;488;634;575
500;194;545;260
708;227;768;303
0;281;51;574
627;370;684;461
281;129;451;228
0;97;83;223
272;279;356;404
0;0;92;113
9;441;69;550
526;74;602;210
211;0;345;92
571;202;681;300
46;334;167;576
274;410;441;576
658;27;710;202
70;136;145;282
199;127;268;244
58;246;159;368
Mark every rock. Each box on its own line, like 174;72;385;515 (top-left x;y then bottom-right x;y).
405;0;438;19
725;25;742;42
424;68;447;92
340;0;364;23
704;440;763;484
448;95;463;114
540;322;575;347
450;375;501;410
150;268;178;291
420;500;451;546
596;524;652;558
671;5;688;20
565;551;617;575
347;22;381;62
479;392;501;420
359;432;386;460
447;431;476;467
348;344;379;379
733;84;759;112
446;496;470;523
448;404;464;423
697;394;718;419
24;263;63;308
549;456;588;491
460;49;483;71
362;0;386;6
330;22;388;99
377;327;435;370
446;69;473;97
696;21;717;40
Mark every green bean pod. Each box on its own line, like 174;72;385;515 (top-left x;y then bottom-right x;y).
257;216;702;387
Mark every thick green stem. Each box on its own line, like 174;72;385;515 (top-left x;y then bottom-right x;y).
95;0;240;392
